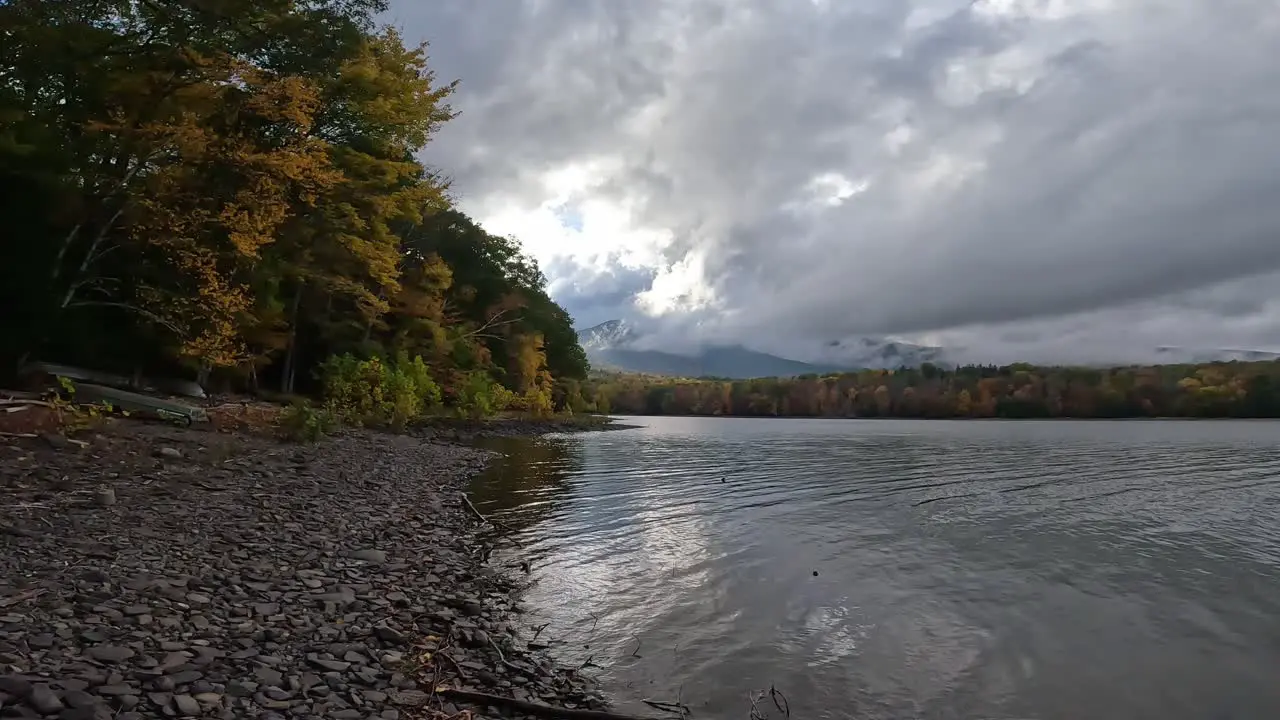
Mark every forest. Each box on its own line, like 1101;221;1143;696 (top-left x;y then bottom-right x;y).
0;0;589;419
587;360;1280;419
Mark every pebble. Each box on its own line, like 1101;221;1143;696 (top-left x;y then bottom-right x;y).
29;683;64;714
87;645;136;663
0;426;607;719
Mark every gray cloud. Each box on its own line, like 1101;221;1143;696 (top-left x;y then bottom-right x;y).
388;0;1280;360
542;259;656;330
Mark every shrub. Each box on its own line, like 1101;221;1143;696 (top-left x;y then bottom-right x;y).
278;401;337;443
453;371;516;419
319;352;442;429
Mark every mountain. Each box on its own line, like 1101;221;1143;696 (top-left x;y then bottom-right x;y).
576;320;839;378
577;319;635;352
590;345;836;379
806;336;952;369
1151;346;1280;364
575;319;1280;378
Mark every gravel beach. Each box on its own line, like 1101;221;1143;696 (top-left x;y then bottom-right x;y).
0;421;609;720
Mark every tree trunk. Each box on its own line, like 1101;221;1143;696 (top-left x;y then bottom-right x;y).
280;282;304;395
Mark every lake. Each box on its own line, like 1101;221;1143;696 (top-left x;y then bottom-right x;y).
467;417;1280;720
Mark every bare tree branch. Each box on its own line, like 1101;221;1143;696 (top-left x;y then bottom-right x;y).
65;300;184;336
455;306;522;341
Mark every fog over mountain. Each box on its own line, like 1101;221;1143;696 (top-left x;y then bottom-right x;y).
576;320;1280;379
387;1;1280;364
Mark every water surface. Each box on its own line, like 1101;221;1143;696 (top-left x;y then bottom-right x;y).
468;417;1280;720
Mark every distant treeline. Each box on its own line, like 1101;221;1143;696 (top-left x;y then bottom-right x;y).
586;361;1280;419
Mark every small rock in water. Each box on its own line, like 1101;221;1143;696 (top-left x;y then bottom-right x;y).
154;447;183;460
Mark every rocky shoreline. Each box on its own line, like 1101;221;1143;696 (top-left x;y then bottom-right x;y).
0;421;613;719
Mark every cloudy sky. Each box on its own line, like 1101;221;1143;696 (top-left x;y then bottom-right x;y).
385;0;1280;364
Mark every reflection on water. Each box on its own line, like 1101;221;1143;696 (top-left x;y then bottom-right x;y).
468;418;1280;720
468;437;583;534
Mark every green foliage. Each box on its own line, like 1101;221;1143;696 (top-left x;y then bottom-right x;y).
319;352;441;429
278;401;338;443
452;371;516;419
46;375;117;433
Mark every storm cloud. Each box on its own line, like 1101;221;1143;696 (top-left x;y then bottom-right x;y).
386;0;1280;361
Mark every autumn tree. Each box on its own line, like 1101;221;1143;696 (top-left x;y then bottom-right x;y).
1;0;592;419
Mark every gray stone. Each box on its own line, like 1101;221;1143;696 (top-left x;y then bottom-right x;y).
63;690;98;708
94;684;136;696
86;645;135;663
373;626;406;644
350;549;387;564
0;674;32;698
59;706;113;720
167;670;203;685
149;676;175;692
93;487;117;506
226;682;255;698
28;633;56;649
172;694;201;716
306;657;350;673
253;667;283;686
30;683;65;714
155;447;183;460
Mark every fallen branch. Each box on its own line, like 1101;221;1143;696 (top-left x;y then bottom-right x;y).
0;400;53;408
487;634;527;674
641;699;689;716
459;492;519;534
437;650;468;682
769;686;790;718
437;689;660;720
0;432;38;439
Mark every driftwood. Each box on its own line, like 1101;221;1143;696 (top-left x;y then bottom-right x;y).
0;399;53;408
438;689;662;720
436;650;469;681
642;699;690;716
459;492;519;533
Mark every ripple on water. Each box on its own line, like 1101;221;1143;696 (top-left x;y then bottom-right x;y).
470;417;1280;720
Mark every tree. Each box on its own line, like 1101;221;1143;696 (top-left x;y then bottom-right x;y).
0;0;591;421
